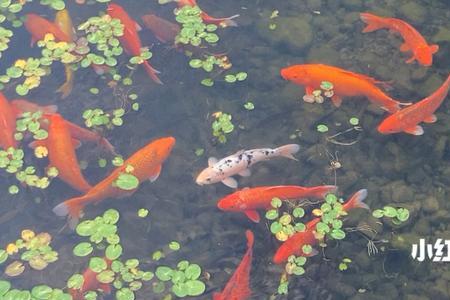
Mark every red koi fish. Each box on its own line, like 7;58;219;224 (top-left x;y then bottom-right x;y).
0;92;18;150
281;64;408;113
24;13;71;45
141;13;180;44
378;74;450;135
217;185;337;223
273;189;369;264
360;13;439;67
69;258;112;300
53;136;176;227
213;230;254;300
30;114;92;193
173;0;239;28
107;4;162;84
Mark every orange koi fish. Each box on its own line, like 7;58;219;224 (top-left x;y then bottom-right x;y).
25;13;71;45
141;13;180;44
53;136;176;227
54;9;76;98
378;74;450;135
213;230;254;300
172;0;239;28
281;64;408;113
107;4;162;84
69;258;112;300
273;189;369;264
360;13;439;66
30;114;92;193
0;92;18;150
217;185;337;223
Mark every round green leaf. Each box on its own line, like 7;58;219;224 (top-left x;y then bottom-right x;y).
185;280;205;296
89;257;107;273
116;288;134;300
31;285;52;299
103;209;120;224
105;244;122;260
73;242;93;257
155;266;173;281
0;280;11;296
185;264;201;280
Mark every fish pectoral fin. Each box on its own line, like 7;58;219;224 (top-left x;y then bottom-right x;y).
222;177;238;188
331;95;342;107
244;210;260;223
30;37;37;47
430;44;439;54
28;140;46;149
72;139;82;149
135;21;142;31
238;169;251;177
149;165;162;182
399;43;410;52
423;114;437;124
405;56;415;64
208;157;218;167
404;125;424;135
305;247;319;257
305;86;314;95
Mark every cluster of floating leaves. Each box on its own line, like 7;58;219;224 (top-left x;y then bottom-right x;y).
211;112;234;144
265;198;306;242
0;26;12;58
0;0;25;28
0;281;72;300
77;14;124;68
372;206;410;225
189;55;230;73
155;261;206;298
313;193;346;240
175;5;219;47
0;230;57;277
40;0;66;11
303;81;334;104
82;107;125;129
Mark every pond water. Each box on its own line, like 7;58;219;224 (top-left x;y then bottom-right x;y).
0;0;449;299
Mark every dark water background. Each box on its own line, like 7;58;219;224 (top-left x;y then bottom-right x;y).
0;0;449;299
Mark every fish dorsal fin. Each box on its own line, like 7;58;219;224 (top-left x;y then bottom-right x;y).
244;210;260;223
316;64;380;83
404;125;424;135
222;177;238;188
238;169;251;177
208;157;218;167
149;165;162;182
423;114;437;124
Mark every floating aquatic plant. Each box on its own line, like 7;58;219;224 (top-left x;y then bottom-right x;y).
372;206;410;225
82;107;125;129
175;6;219;47
40;0;66;11
265;198;306;242
211;112;234;144
313;193;346;241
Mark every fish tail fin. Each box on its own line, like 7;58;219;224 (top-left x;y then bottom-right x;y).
218;14;240;27
55;80;73;99
53;195;91;229
380;97;412;114
360;13;387;33
42;104;58;114
245;230;254;249
346;189;370;210
313;185;338;198
143;61;163;85
275;144;300;160
91;63;110;75
99;137;116;155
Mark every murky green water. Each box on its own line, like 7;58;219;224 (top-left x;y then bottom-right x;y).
0;0;449;299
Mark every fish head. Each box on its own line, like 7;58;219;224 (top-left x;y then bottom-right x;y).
152;136;176;160
106;3;124;15
415;45;433;66
280;65;309;85
377;115;400;134
195;167;220;185
217;192;242;211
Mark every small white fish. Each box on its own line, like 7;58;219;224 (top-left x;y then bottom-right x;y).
196;144;300;188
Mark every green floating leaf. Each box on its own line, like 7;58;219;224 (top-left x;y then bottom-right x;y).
31;285;53;299
89;257;107;273
265;209;278;220
185;264;201;280
0;280;11;296
116;288;134;300
73;242;93;257
372;209;384;218
105;244;122;260
169;241;180;251
67;274;84;289
103;209;120;224
114;173;139;190
155;266;173;281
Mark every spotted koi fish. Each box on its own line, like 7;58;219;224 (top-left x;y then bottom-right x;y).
196;144;300;188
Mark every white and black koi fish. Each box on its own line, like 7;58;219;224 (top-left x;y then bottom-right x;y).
195;144;300;188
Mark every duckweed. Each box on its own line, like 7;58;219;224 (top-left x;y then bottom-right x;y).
211;112;234;143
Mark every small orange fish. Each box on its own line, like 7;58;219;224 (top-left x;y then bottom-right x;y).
24;13;71;45
217;185;337;223
107;4;162;84
30;114;92;193
173;0;239;28
213;230;254;300
281;64;408;113
0;92;18;150
141;13;180;44
378;74;450;135
69;257;112;300
273;189;369;264
360;13;439;66
53;136;176;227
